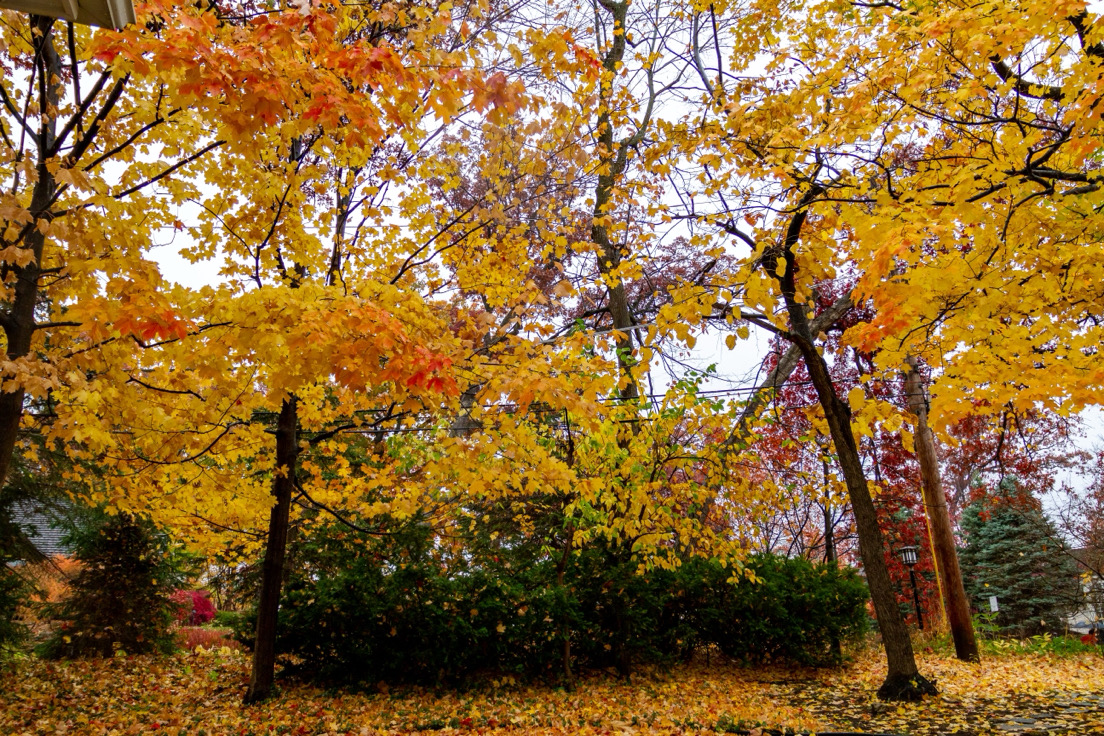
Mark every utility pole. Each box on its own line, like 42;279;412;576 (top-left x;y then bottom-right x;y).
904;356;979;661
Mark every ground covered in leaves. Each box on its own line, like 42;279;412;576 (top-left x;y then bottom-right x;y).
3;645;1104;735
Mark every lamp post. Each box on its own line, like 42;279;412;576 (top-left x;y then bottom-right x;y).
898;545;924;631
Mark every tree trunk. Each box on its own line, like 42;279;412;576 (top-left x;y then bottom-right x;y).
555;545;574;690
590;0;640;403
904;356;979;662
763;197;935;700
0;16;60;489
823;459;837;564
244;397;299;704
823;469;843;662
794;336;933;698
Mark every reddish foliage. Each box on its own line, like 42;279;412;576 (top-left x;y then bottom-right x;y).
170;590;217;625
942;405;1083;518
749;279;944;624
176;626;242;652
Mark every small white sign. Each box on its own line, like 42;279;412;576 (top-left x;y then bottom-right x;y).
989;595;999;612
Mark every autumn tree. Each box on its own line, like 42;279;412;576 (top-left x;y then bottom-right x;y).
746;185;935;699
39;0;761;700
658;29;940;693
0;4;255;511
942;407;1085;519
649;0;1104;691
22;0;565;702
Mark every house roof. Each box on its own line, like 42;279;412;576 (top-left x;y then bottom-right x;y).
10;500;71;558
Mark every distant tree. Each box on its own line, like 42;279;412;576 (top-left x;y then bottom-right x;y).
959;479;1081;636
40;512;184;658
1049;450;1104;575
941;407;1084;519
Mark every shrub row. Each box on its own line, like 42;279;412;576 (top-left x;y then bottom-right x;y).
259;522;868;686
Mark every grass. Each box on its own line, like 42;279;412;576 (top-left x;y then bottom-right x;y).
920;622;1101;659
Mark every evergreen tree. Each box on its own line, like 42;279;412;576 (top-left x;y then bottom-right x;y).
40;512;184;658
959;478;1081;636
0;541;25;651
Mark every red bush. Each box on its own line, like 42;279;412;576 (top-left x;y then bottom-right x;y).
176;626;243;652
170;590;217;625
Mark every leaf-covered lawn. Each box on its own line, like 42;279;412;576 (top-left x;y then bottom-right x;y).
3;646;1104;735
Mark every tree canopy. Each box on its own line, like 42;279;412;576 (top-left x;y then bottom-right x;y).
1;0;1102;702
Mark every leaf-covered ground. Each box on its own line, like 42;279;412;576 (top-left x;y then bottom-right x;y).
779;647;1104;735
3;645;1104;735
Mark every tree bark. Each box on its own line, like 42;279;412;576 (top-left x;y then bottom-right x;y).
725;293;853;449
591;0;646;403
904;356;979;662
823;457;837;565
0;16;61;489
823;462;843;662
793;331;934;699
555;543;575;689
244;397;299;704
762;196;935;700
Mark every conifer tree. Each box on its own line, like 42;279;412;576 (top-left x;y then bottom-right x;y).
959;479;1081;636
41;513;183;658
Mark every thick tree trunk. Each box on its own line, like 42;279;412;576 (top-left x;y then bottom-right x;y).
726;293;853;449
244;398;299;704
794;335;935;699
763;196;935;700
904;356;979;662
0;16;60;489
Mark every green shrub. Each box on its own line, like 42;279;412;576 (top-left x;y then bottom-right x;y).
688;555;869;665
213;609;242;628
39;511;185;658
265;520;869;686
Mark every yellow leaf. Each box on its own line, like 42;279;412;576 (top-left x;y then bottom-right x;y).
901;428;915;453
847;387;865;411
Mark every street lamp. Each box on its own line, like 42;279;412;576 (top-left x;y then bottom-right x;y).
0;0;134;28
898;545;924;631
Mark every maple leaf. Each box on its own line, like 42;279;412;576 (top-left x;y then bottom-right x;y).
471;72;525;117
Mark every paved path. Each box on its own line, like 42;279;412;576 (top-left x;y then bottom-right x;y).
776;683;1104;735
